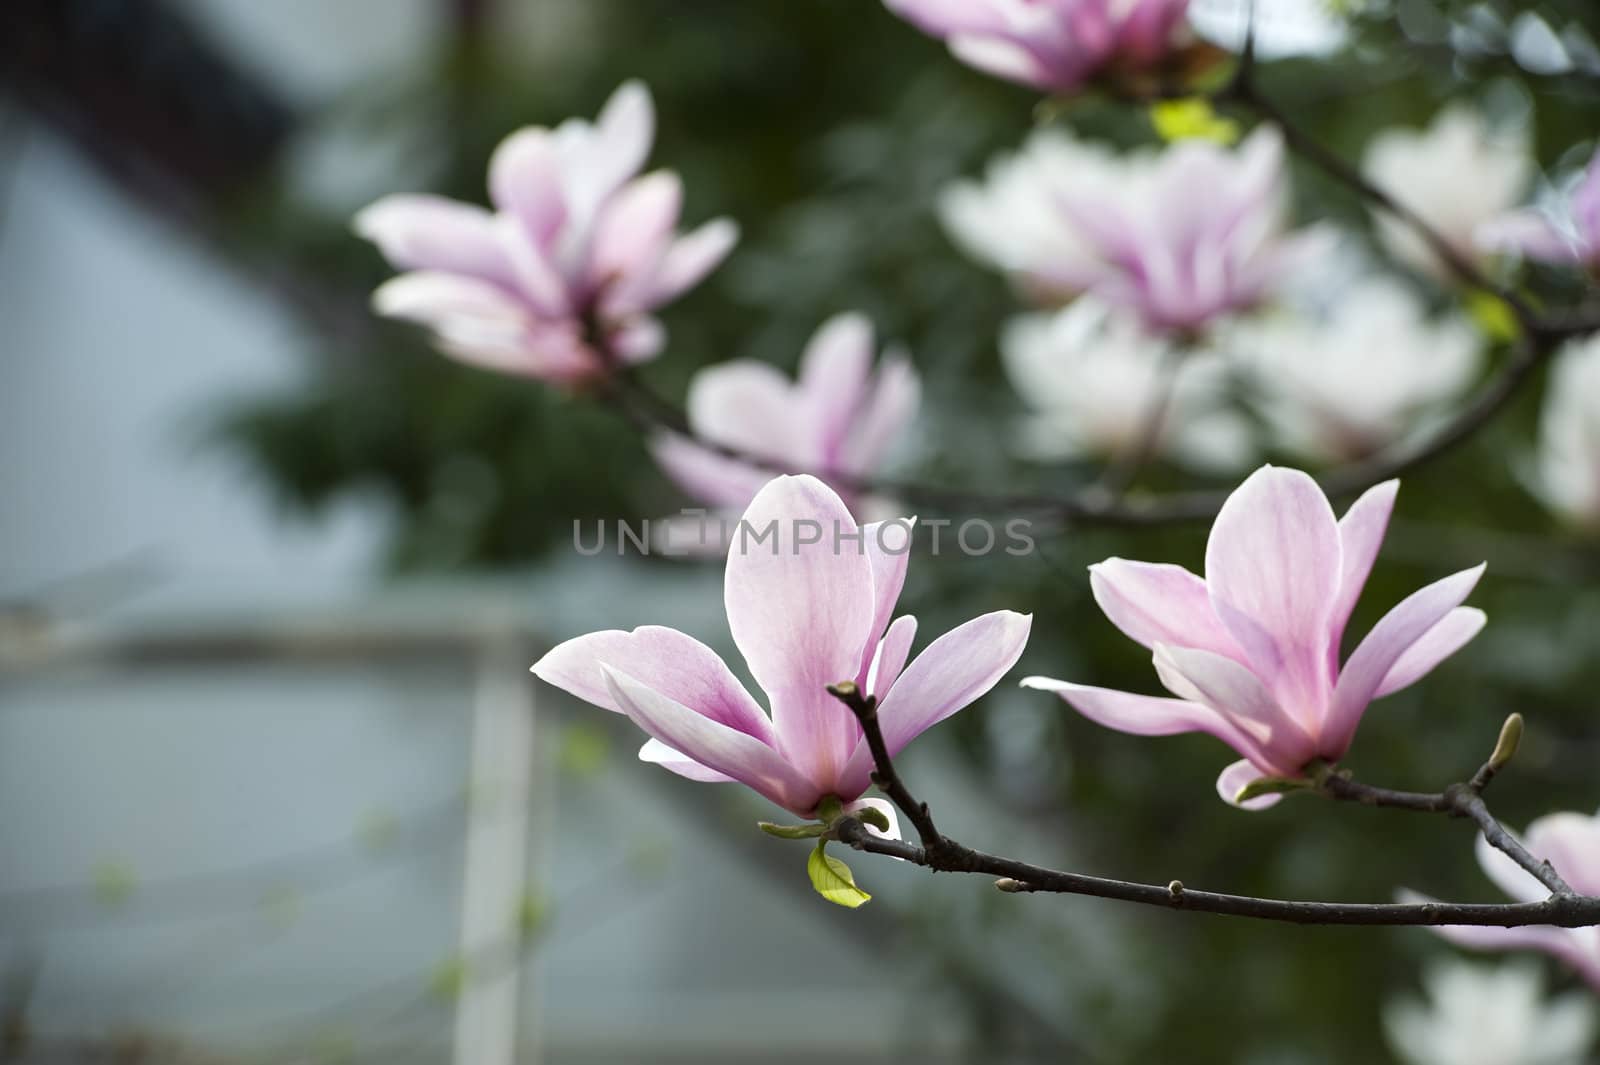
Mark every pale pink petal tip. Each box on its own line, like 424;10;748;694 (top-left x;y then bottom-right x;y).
1216;759;1285;812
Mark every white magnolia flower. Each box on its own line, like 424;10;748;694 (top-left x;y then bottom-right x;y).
1385;960;1597;1065
1536;333;1600;529
947;127;1327;333
1362;106;1531;281
940;129;1131;302
1226;279;1482;463
1001;299;1252;470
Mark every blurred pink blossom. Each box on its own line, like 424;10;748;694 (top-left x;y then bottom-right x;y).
883;0;1195;95
651;313;920;523
944;127;1328;333
1024;466;1486;808
1479;149;1600;271
1404;809;1600;992
533;475;1031;822
354;81;737;383
1053;128;1329;333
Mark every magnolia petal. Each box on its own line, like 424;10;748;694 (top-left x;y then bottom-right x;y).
881;0;1013;36
494;214;573;317
724;476;877;789
835;611;1030;798
1023;677;1236;739
602;667;818;814
432;320;591;381
866;615;918;701
608;316;665;363
643;217;740;308
639;738;736;783
589;170;683;301
1324;564;1486;757
1521;813;1600;897
875;611;1032;753
1472;830;1550;906
686;360;806;461
1152;643;1312;771
590;80;656;203
1400;889;1593;975
857;517;916;681
371;271;527;329
1204;466;1343;726
948;33;1061;90
487;127;567;244
799;313;876;455
531;625;775;745
1151;645;1284;733
353;195;511;283
1328;480;1400;664
1116;0;1189;64
1477;210;1580;263
1374;607;1486;698
840;352;922;473
650;433;775;510
1216;759;1286;811
1089;558;1246;662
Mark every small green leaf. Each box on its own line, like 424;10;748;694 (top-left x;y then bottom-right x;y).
429;957;468;1001
92;861;136;907
558;724;610;777
807;842;872;909
1467;291;1519;342
1235;775;1314;804
1150;98;1239;145
758;821;828;840
516;892;551;939
854;806;892;833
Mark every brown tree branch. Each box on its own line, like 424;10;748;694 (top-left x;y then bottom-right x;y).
608;307;1583;527
824;687;1596;928
1316;715;1573;896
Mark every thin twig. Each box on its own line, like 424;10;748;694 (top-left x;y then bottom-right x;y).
825;688;1596;927
1221;76;1527;314
826;682;944;850
1317;714;1573;896
603;306;1583;526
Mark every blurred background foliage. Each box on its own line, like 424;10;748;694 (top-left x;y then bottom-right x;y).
231;1;1600;1061
10;0;1600;1061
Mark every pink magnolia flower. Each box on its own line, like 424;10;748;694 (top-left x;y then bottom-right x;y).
882;0;1194;95
1479;149;1600;272
354;81;738;383
1404;810;1600;992
532;474;1032;824
1054;127;1330;334
1023;466;1487;808
650;313;921;524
